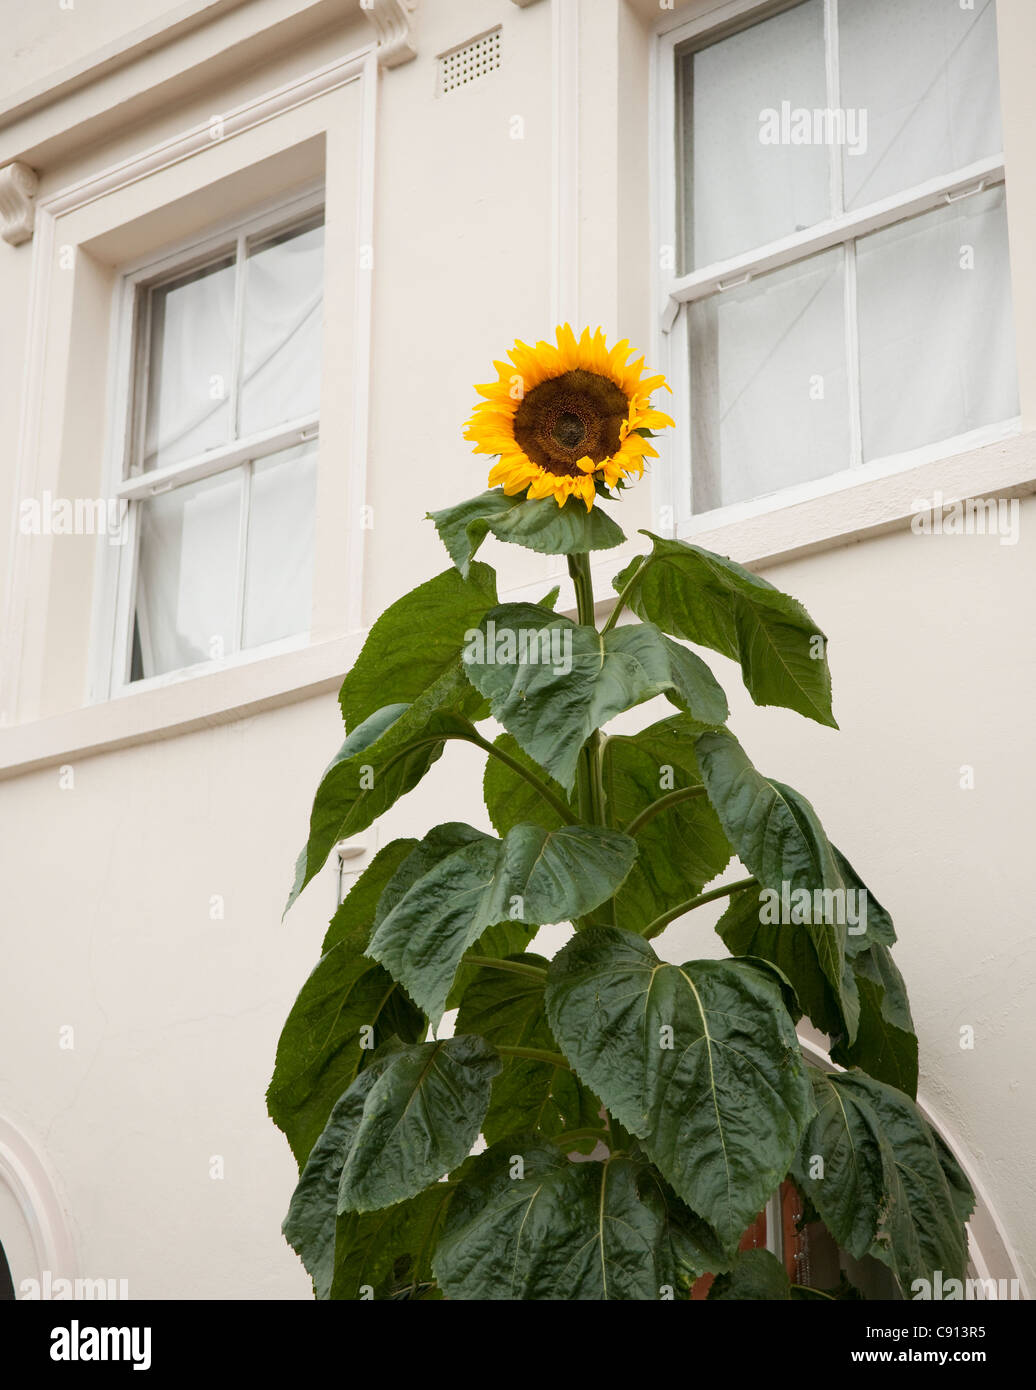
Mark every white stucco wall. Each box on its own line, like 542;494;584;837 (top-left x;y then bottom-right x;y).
0;0;1033;1298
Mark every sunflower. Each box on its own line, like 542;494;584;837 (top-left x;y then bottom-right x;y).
463;325;675;510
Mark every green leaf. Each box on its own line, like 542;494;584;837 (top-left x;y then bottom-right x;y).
601;714;732;934
831;943;918;1098
545;927;814;1253
285;666;478;913
268;841;426;1165
433;1141;726;1300
463;603;728;792
707;1248;791;1301
792;1071;973;1292
455;955;602;1145
695;728;858;1044
283;1035;500;1287
483;732;574;836
615;533;837;727
428;489;626;578
329;1182;456;1300
716;884;847;1038
367;822;637;1024
338;563;497;731
836;848;898;956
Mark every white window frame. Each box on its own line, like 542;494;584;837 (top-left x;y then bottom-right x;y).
652;0;1020;538
101;182;326;698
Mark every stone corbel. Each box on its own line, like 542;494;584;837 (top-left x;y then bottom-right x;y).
0;162;38;246
361;0;420;69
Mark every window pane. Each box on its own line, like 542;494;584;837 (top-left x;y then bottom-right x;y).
142;255;236;471
840;0;1003;212
242;443;318;649
689;249;849;513
239;218;325;436
856;185;1018;462
133;469;243;678
680;0;829;270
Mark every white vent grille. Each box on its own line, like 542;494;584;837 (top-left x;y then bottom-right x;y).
437;29;502;95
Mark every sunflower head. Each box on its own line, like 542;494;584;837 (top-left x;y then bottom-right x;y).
463;325;674;510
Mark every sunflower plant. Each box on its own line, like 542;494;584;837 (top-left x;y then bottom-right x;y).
269;327;973;1301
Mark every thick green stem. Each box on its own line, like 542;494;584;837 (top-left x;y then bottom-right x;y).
600;554;649;636
464;955;547;981
643;875;758;940
495;1045;571;1069
567;553;607;830
624;784;707;837
466;731;577;827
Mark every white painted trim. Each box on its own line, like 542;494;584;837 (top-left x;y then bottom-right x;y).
347;49;380;634
0;1116;77;1285
0;632;360;780
797;1036;1031;1297
1;46;374;727
550;0;579;325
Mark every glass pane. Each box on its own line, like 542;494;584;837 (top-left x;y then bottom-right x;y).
856;185;1018;462
840;0;1003;212
132;469;243;679
142;255;236;471
689;248;850;513
239;217;325;436
242;442;318;649
680;0;830;270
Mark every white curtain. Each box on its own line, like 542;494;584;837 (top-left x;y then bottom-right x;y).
134;219;324;678
143;256;236;471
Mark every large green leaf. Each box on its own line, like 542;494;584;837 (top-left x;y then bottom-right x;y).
283;1035;500;1288
329;1181;456;1301
367;821;637;1024
463;602;728;792
614;533;836;727
707;1249;791;1300
602;714;732;934
428;488;625;577
268;841;426;1165
433;1141;727;1300
832;944;918;1098
545;927;814;1252
716;884;839;1035
285;666;478;913
695;729;858;1043
338;563;497;731
792;1071;973;1291
455;955;602;1146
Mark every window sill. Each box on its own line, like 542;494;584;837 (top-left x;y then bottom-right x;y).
0;632;362;781
670;425;1036;569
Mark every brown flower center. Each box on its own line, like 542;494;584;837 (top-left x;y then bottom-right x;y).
513;370;630;477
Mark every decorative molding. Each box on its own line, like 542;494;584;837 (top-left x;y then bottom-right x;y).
511;0;545;7
0;1116;77;1282
0;162;38;245
360;0;420;68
